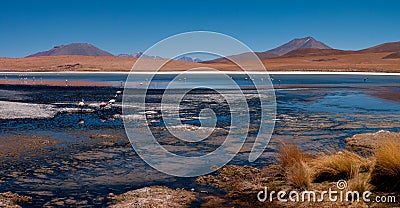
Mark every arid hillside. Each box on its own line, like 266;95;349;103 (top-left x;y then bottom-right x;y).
0;52;399;73
2;37;398;73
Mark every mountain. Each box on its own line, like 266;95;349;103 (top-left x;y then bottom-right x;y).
267;36;332;56
204;36;331;63
176;56;202;62
27;43;113;57
117;52;164;59
273;41;400;58
117;52;146;58
118;53;201;62
359;42;400;53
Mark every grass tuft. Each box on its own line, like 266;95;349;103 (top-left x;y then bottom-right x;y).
286;161;311;190
277;143;311;190
277;142;307;170
370;139;400;191
348;171;374;195
312;150;371;182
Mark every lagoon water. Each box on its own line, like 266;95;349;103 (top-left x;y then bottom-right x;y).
0;73;399;206
2;72;400;85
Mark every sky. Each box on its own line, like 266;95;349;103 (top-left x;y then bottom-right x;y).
1;0;399;58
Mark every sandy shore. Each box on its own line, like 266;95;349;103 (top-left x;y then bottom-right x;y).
371;91;400;102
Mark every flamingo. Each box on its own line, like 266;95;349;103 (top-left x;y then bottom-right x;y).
108;99;116;105
78;99;85;112
115;90;122;98
99;99;116;110
77;99;86;124
78;100;85;108
78;118;85;124
99;102;108;109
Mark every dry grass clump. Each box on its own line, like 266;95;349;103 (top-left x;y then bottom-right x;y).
277;142;308;170
312;150;371;182
370;139;400;191
277;142;374;190
286;161;312;190
348;171;374;195
277;143;312;190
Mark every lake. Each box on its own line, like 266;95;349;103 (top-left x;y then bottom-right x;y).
0;73;399;206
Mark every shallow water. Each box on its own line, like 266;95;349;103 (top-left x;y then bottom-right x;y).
0;74;399;206
2;72;400;85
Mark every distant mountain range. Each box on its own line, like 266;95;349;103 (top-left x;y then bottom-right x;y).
117;53;202;62
25;37;400;62
117;52;144;58
117;52;165;59
176;56;202;62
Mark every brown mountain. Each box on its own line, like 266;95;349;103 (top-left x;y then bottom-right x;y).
276;41;400;59
268;36;332;56
26;43;113;57
359;42;400;53
204;36;331;63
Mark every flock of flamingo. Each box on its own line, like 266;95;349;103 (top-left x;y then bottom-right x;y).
77;90;122;111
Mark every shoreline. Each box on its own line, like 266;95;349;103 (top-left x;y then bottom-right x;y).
1;71;400;76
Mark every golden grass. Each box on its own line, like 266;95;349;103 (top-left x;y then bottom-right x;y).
370;139;400;191
277;142;307;170
277;143;312;190
286;161;311;190
312;150;371;182
348;171;374;195
277;138;400;193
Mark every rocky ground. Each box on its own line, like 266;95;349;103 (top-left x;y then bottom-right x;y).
2;130;400;207
102;130;400;208
345;130;400;153
0;192;31;208
107;186;196;208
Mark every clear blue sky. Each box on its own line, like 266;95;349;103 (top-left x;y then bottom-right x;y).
1;0;399;57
